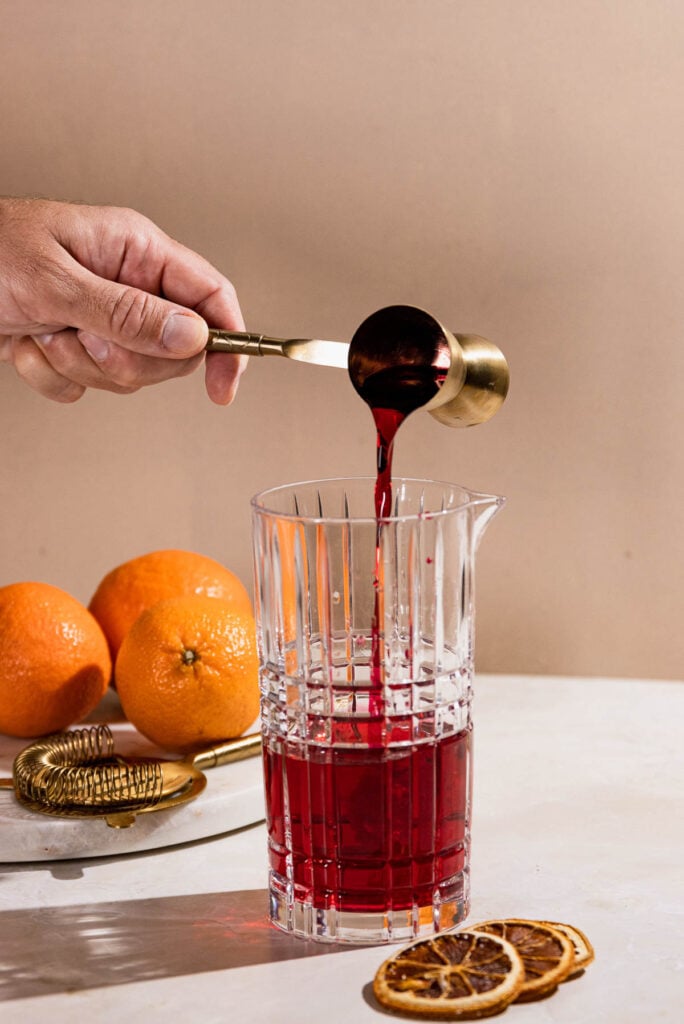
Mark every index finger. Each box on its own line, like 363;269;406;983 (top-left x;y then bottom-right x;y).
157;238;245;332
158;239;249;404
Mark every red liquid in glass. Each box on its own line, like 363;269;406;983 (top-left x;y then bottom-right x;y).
264;725;471;912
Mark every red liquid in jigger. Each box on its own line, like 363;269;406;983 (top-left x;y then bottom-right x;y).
266;359;467;916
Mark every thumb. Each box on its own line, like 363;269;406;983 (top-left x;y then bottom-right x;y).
70;270;207;358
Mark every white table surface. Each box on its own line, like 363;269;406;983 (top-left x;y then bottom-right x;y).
1;674;682;1024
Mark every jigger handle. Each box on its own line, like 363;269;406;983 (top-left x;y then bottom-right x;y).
206;329;287;357
206;329;349;369
190;732;262;772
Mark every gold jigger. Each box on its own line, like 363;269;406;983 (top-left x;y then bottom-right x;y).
426;332;511;428
206;305;509;427
347;305;510;427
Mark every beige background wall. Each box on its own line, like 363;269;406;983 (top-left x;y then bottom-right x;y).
1;0;683;680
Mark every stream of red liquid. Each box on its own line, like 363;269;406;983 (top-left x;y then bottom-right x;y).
367;364;446;712
368;406;406;725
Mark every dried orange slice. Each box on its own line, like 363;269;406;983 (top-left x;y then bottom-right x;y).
541;920;595;978
472;920;574;1002
373;930;524;1019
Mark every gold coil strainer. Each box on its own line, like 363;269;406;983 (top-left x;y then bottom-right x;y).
0;725;261;829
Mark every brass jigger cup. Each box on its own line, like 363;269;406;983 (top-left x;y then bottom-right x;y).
206;304;509;427
346;305;510;427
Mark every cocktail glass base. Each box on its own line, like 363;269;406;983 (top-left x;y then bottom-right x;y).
268;869;470;944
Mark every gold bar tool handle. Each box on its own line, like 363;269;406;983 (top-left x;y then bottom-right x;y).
206;329;286;356
191;732;262;771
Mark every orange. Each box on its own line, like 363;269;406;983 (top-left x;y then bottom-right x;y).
114;594;260;751
88;549;253;662
0;581;111;738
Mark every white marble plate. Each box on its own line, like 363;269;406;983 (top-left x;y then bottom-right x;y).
0;692;265;862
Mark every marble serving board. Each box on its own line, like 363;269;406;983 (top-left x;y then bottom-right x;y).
0;691;265;863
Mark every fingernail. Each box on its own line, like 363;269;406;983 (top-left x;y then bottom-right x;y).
79;332;110;362
162;313;205;355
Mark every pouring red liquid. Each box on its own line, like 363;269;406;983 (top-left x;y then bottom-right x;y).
348;307;451;708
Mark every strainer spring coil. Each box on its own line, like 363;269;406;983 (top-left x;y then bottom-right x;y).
13;725;164;812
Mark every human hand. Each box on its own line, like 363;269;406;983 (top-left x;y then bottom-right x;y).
0;197;246;404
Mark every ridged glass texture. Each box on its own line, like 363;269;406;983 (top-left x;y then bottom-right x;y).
251;477;502;943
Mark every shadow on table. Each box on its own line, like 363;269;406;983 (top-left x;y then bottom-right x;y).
0;888;353;1001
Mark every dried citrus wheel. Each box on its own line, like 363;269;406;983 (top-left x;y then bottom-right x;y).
373;930;524;1019
115;594;259;751
472;920;575;1002
0;581;110;737
88;549;253;662
541;920;595;978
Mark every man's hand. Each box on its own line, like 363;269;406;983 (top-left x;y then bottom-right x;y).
0;197;246;404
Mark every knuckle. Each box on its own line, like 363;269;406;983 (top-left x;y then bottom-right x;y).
109;361;140;389
195;279;241;324
0;336;12;363
100;380;139;395
119;205;145;226
12;336;42;376
114;205;158;244
52;381;85;403
223;278;238;305
34;330;82;373
100;204;141;229
12;337;84;402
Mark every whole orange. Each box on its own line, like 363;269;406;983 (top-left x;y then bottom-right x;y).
115;594;260;751
88;549;253;662
0;582;111;738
